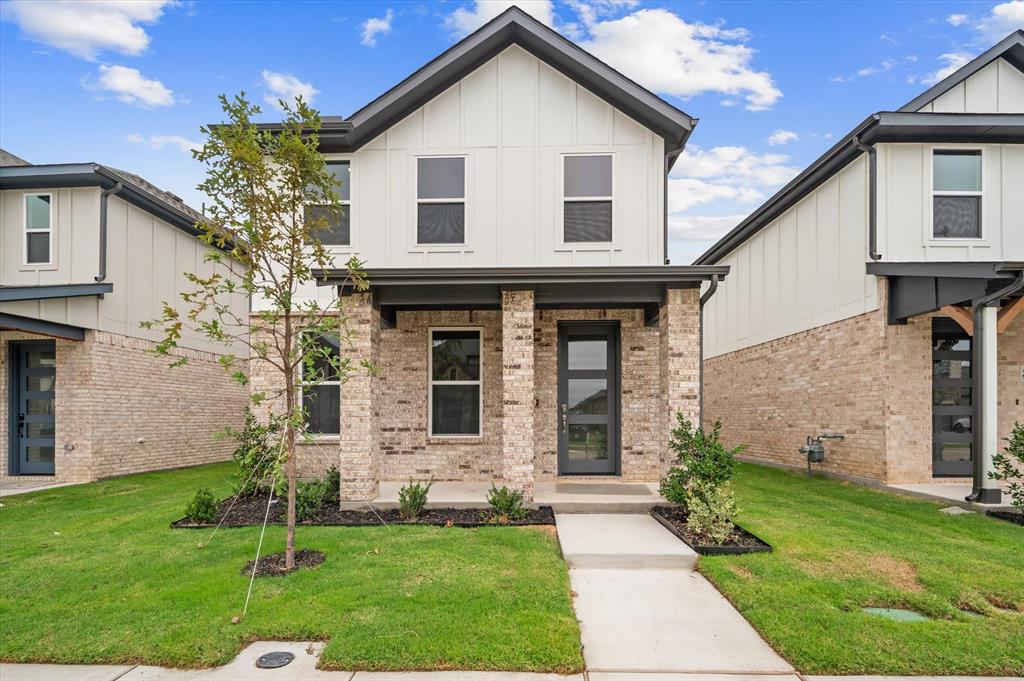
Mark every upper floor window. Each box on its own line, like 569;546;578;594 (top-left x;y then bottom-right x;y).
417;157;465;244
24;193;52;265
933;150;981;239
306;161;351;246
301;332;341;435
563;155;612;243
429;329;481;437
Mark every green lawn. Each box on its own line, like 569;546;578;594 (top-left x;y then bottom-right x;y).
700;463;1024;676
0;463;582;672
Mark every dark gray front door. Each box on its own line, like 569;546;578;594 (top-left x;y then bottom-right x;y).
557;322;619;475
11;341;57;475
932;319;972;477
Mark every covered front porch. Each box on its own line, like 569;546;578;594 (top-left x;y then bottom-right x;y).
313;265;727;503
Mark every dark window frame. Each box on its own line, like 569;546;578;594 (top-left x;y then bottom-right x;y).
300;331;342;436
428;327;482;437
416;156;467;246
24;192;53;266
562;154;613;244
305;160;352;247
931;148;982;240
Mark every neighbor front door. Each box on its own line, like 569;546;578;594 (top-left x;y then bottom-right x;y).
932;319;972;477
12;341;57;475
557;322;619;475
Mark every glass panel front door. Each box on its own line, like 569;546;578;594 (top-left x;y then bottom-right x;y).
558;323;618;474
13;341;57;475
932;319;971;477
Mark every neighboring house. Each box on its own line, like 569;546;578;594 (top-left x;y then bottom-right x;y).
0;151;249;482
249;7;728;501
697;31;1024;503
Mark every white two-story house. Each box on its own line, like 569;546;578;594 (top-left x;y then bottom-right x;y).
698;30;1024;504
0;150;248;483
250;7;728;502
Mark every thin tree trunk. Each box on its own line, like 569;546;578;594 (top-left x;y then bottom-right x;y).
284;312;296;571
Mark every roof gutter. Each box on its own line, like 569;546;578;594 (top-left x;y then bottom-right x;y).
96;182;123;284
851;137;881;261
698;274;720;430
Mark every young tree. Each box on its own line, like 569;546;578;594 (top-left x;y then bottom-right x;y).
146;93;369;569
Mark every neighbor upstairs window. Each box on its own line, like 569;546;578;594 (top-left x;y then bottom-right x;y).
24;193;52;265
306;161;351;246
933;150;982;239
429;329;481;437
302;332;341;435
417;157;465;244
563;155;612;243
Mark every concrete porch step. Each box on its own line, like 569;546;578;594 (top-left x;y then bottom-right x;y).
555;513;697;569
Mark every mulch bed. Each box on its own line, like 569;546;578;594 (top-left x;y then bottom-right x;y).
241;549;325;578
173;494;555;528
651;505;772;555
986;509;1024;526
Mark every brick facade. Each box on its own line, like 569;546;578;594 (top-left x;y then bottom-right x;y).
1;329;246;482
501;290;535;498
704;279;1024;484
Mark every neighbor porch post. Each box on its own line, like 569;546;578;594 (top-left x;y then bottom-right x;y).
501;287;535;501
969;302;1001;504
338;290;381;502
660;287;701;465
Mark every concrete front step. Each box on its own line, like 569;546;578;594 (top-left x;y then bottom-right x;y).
555;513;697;569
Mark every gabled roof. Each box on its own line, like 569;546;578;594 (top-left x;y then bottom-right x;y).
257;6;695;155
0;148;30;167
899;29;1024;112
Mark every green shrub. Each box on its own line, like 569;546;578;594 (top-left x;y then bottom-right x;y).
659;415;743;511
323;465;341;503
398;480;433;520
226;410;283;497
296;480;328;522
485;484;528;523
685;480;737;544
185;487;218;524
991;421;1024;512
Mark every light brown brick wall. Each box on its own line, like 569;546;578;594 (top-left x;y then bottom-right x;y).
1;329;247;482
999;312;1024;444
502;290;535;498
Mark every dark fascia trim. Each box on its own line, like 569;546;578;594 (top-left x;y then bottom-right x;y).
250;7;695;154
693;112;1024;266
0;313;85;341
867;261;1024;279
0;283;113;302
898;30;1024;113
313;265;729;287
0;164;216;245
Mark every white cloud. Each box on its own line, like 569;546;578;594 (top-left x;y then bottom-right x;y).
85;64;175;107
361;8;393;46
126;133;201;154
577;9;782;111
674;145;799;188
947;13;969;26
972;1;1024;42
261;70;319;110
0;0;173;60
767;129;799;146
856;58;897;77
669;213;745;241
445;0;555;37
921;52;972;85
668;178;763;212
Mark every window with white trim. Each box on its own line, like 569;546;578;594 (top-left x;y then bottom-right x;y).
301;332;341;435
429;329;481;436
932;150;981;239
305;161;351;246
24;193;52;265
563;154;612;243
417;157;465;244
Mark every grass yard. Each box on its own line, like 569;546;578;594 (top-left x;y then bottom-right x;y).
0;463;582;672
701;463;1024;676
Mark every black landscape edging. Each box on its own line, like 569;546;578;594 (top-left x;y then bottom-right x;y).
985;509;1024;527
651;505;772;555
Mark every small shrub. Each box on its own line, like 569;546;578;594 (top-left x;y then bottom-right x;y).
398;480;433;520
685;481;737;545
659;415;743;511
185;487;218;524
323;465;340;504
226;410;283;497
486;484;528;523
296;480;328;522
991;422;1024;512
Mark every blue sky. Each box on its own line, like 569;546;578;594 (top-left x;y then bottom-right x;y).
2;0;1021;263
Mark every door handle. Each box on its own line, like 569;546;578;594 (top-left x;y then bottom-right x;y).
17;413;25;438
561;404;567;434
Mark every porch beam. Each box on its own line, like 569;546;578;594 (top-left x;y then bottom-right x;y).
997;295;1024;333
940;305;974;335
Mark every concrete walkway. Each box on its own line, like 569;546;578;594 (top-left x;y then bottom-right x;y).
554;513;793;675
0;478;79;497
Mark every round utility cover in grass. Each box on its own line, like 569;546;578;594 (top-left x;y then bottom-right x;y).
862;607;928;622
256;651;295;668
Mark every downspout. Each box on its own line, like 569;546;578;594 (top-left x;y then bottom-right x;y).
95;182;123;284
664;147;684;265
851;137;881;261
698;274;720;430
967;270;1024;503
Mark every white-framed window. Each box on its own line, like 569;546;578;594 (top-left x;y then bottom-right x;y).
301;331;341;436
932;149;982;239
562;154;613;243
305;160;351;246
24;193;52;265
416;156;465;245
428;328;482;437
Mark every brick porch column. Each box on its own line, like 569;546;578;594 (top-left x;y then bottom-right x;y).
338;291;381;502
501;288;535;500
660;287;700;466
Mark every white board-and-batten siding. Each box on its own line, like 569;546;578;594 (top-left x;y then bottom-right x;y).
915;58;1024;113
